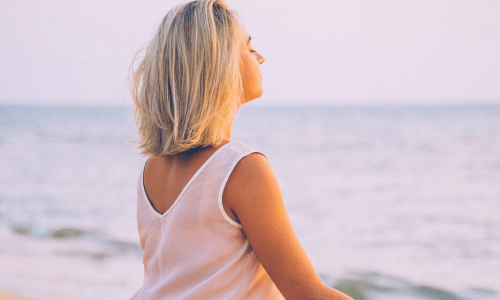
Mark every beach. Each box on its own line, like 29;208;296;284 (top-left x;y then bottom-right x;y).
0;292;29;300
0;291;33;300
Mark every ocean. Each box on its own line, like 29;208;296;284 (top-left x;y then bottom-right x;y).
0;104;499;300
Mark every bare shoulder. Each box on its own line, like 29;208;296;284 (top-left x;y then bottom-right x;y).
231;151;271;178
231;151;270;176
223;152;279;212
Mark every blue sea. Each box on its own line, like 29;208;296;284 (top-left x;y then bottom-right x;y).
0;104;499;300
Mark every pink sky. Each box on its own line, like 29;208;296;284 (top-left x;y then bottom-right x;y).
1;0;499;106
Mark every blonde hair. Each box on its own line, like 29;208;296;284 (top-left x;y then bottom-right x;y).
130;0;243;156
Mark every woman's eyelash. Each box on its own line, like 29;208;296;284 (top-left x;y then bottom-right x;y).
250;50;256;53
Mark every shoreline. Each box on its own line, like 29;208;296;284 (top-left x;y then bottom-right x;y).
0;291;37;300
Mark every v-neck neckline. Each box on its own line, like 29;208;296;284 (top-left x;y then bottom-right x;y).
141;141;233;218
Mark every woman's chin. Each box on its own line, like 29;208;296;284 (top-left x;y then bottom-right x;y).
243;89;264;104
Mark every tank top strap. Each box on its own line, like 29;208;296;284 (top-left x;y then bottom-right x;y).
209;141;267;228
136;141;266;226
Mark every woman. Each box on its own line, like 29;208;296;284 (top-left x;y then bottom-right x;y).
130;0;353;299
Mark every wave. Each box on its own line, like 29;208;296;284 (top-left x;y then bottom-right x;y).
9;224;143;258
320;272;498;300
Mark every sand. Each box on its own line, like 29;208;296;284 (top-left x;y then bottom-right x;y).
0;291;38;300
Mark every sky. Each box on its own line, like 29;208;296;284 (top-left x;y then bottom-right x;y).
0;0;499;106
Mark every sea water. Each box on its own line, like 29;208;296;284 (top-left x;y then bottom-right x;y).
0;104;498;300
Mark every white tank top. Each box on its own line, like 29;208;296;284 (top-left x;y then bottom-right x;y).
130;141;282;300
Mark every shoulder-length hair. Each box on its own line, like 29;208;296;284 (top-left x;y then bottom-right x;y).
130;0;243;156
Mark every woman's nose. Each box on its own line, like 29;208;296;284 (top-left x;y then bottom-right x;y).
258;53;265;64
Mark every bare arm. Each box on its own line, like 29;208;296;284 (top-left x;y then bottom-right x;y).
223;153;353;300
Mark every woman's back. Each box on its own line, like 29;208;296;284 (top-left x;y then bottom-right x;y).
131;141;282;300
142;140;230;216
